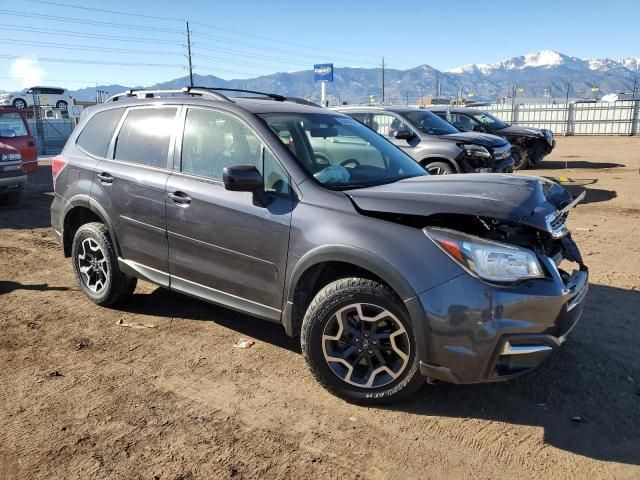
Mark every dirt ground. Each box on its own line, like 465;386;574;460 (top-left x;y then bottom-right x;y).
1;136;639;480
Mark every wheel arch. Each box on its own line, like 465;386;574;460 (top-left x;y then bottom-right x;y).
62;196;120;258
282;246;418;337
418;156;461;173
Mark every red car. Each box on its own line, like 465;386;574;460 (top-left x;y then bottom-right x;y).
0;142;26;205
0;108;38;174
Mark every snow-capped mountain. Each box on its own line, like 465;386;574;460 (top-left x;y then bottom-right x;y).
69;50;639;103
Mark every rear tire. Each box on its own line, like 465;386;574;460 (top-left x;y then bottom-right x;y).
511;145;529;170
12;98;27;109
56;100;68;110
301;277;423;404
423;161;454;175
71;222;135;306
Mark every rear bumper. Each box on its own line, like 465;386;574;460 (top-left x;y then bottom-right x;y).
411;266;588;384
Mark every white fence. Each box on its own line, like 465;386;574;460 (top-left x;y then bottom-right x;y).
470;100;639;136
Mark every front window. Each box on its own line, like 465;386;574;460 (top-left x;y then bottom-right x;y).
260;112;426;190
0;112;29;137
472;112;508;130
402;110;459;135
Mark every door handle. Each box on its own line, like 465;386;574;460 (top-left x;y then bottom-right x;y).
96;172;113;184
168;191;191;206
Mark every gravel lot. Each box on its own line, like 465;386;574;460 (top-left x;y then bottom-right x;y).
1;136;639;480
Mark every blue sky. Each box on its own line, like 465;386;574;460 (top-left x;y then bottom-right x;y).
1;0;638;91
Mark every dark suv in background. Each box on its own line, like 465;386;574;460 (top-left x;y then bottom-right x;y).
334;106;513;175
430;107;556;169
51;87;587;404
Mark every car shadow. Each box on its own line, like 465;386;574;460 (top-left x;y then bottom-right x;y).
0;164;54;230
542;160;625;169
119;283;639;466
387;283;640;466
120;287;300;353
563;184;617;205
0;281;69;294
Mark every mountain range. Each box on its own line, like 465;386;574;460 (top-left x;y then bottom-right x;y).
70;50;639;104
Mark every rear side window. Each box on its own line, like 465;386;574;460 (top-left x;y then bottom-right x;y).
76;108;124;158
0;112;29;137
114;108;177;168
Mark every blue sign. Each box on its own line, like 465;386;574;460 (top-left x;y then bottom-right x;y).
314;63;334;83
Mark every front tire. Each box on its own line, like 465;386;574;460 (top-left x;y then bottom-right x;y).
301;278;423;404
71;222;136;306
12;98;27;109
511;145;529;170
56;100;68;110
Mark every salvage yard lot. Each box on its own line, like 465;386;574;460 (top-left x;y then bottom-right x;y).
1;136;639;480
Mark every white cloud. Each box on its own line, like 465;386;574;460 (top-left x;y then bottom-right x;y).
10;57;44;88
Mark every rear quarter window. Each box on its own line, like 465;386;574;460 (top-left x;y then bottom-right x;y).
76;108;124;158
113;107;177;168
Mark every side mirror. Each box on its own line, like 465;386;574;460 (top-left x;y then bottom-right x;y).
472;124;485;132
395;130;415;140
0;129;16;138
222;164;269;207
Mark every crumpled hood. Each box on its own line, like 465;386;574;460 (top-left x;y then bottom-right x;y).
438;131;509;148
495;124;545;137
346;174;574;232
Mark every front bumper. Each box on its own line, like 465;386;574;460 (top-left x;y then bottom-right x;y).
0;169;27;192
410;264;588;384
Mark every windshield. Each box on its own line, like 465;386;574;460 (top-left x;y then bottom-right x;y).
260;112;427;189
472;112;508;130
402;110;459;135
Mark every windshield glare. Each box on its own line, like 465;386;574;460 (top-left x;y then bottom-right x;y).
402;110;460;135
473;112;508;130
260;113;427;189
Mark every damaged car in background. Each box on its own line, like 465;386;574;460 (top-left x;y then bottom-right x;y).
430;107;555;169
51;93;586;403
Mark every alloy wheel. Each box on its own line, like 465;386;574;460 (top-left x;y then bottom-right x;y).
322;303;410;388
77;238;109;293
428;166;449;175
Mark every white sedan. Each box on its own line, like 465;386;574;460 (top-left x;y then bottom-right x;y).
0;87;73;110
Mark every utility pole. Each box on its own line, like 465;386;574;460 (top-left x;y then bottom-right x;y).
406;91;409;106
186;21;194;87
381;57;385;105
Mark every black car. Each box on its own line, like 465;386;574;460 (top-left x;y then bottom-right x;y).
334;106;513;175
50;87;587;404
430;107;556;169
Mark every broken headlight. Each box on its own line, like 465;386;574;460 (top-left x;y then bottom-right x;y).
459;144;492;159
424;227;544;282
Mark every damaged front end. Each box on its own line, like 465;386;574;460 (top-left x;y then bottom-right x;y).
346;174;589;383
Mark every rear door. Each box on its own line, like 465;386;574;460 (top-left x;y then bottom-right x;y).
91;106;179;285
165;106;294;320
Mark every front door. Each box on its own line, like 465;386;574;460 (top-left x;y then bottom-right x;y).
165;107;294;320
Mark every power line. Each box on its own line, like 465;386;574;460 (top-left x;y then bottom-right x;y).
1;25;185;45
0;55;181;68
0;9;183;33
0;39;184;56
23;0;184;22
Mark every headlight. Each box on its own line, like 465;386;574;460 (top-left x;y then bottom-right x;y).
459;144;491;159
424;227;544;282
0;153;22;161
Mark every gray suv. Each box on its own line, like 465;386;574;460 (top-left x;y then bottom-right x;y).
334;106;513;175
51;87;588;404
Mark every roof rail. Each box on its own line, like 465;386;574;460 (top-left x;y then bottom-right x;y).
199;87;286;102
105;87;231;103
